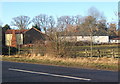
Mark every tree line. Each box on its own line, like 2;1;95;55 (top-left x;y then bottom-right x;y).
5;7;118;36
1;7;119;57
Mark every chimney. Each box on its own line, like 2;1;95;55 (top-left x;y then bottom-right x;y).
11;30;17;47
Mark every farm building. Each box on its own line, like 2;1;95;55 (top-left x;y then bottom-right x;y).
59;36;109;44
110;38;120;43
92;36;109;44
5;27;49;47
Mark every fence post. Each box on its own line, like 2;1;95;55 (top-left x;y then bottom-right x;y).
85;49;88;57
112;49;115;58
97;49;101;57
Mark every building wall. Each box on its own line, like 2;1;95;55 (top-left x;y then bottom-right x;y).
110;40;120;43
93;36;109;44
24;28;46;44
77;36;91;42
60;36;91;42
16;34;23;45
60;36;77;42
5;34;24;46
59;36;109;43
5;34;12;46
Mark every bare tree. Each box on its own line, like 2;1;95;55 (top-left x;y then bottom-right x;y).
87;7;106;57
74;15;83;25
47;16;55;34
83;16;97;34
108;23;117;36
57;16;74;32
87;7;102;21
53;16;79;58
11;15;31;54
82;16;97;57
11;15;31;29
73;15;88;35
32;14;50;34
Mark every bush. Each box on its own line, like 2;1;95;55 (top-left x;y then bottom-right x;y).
45;41;77;58
60;41;91;46
75;41;90;46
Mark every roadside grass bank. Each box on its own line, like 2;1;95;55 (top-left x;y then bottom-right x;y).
2;55;118;71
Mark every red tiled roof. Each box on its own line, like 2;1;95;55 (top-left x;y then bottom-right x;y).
5;27;46;35
5;29;28;34
5;27;50;40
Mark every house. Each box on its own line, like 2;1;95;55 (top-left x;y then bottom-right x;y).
109;36;120;43
110;38;120;43
5;27;49;47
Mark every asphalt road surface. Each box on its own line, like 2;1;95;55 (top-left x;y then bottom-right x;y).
2;61;118;82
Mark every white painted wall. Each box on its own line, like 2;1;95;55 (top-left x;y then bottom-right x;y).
59;36;77;42
59;36;109;43
110;40;120;43
5;34;24;46
5;34;12;46
77;36;91;42
93;36;109;44
16;34;23;45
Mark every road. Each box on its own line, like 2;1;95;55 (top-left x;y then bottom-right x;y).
2;61;118;83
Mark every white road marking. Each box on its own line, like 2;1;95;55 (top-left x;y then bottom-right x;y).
9;68;91;81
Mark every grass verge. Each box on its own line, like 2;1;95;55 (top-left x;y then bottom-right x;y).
2;55;118;71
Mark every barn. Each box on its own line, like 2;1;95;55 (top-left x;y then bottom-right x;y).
5;27;49;47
